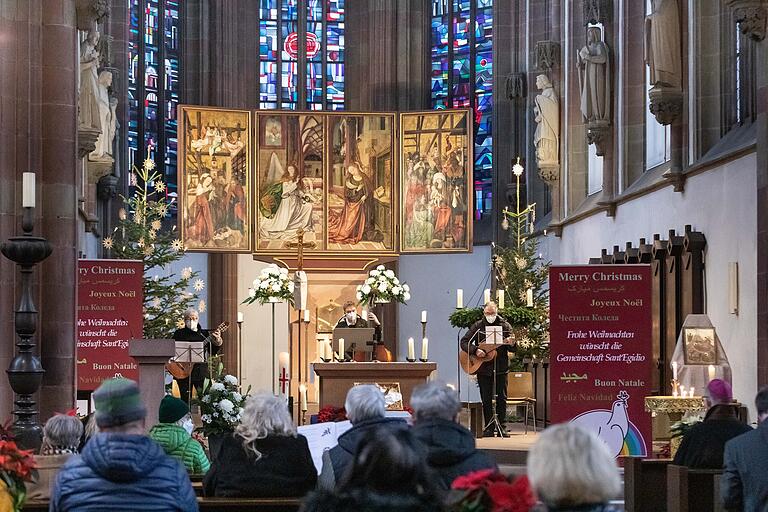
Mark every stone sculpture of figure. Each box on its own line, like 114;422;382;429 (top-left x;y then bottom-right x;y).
90;70;115;160
645;0;682;88
533;74;560;168
577;26;611;123
78;29;101;129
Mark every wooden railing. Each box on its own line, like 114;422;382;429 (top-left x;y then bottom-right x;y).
666;464;724;512
623;456;672;512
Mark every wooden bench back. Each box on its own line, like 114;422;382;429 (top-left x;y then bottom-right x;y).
23;497;303;512
623;456;672;512
667;464;723;512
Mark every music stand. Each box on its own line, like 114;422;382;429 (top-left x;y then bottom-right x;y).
334;327;375;361
174;341;205;404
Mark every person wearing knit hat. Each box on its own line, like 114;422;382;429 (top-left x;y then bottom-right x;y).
51;378;198;511
150;395;210;474
673;378;752;469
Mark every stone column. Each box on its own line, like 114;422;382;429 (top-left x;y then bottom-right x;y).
754;1;768;387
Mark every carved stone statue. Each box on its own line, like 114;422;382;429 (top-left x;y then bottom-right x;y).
645;0;682;89
577;26;611;124
78;30;101;129
533;74;560;169
90;70;116;161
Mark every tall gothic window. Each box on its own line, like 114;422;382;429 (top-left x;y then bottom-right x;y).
128;0;181;207
430;0;493;221
259;0;345;110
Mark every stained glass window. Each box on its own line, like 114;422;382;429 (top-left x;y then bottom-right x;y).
431;0;493;221
259;0;345;110
128;0;181;213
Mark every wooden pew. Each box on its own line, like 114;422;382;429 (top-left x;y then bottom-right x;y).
667;464;723;512
623;457;672;512
23;497;303;511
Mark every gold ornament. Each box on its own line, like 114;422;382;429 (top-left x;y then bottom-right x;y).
102;237;114;249
154;180;165;193
148;229;157;240
181;266;193;279
143;158;156;171
151;220;162;230
143;245;154;256
137;238;145;248
193;279;205;292
176;318;185;329
515;257;527;270
171;239;184;252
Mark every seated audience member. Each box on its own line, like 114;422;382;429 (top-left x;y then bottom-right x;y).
302;429;444;512
203;391;317;497
149;395;210;474
50;378;198;512
721;386;768;512
27;414;83;501
318;384;409;490
77;412;98;451
673;379;751;469
410;382;496;490
527;423;621;512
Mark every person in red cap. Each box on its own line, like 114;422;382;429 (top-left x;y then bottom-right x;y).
673;379;752;469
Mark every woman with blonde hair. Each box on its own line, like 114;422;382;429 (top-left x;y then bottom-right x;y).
527;423;621;512
203;391;317;497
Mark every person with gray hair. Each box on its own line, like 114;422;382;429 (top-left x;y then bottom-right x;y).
318;384;408;490
204;391;317;497
171;308;223;403
527;423;621;511
411;382;496;490
27;414;84;500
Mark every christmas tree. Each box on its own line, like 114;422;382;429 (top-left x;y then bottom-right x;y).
103;158;204;338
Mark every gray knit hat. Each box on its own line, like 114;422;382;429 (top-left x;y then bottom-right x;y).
93;378;147;428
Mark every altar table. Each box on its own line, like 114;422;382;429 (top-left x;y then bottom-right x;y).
313;362;437;408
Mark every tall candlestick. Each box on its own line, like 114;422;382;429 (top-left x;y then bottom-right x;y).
484;289;491;305
672;361;678;381
456;289;464;309
299;384;308;411
337;338;344;361
421;338;429;360
303;309;310;323
22;172;35;208
497;290;505;309
708;365;716;381
407;337;415;361
237;311;244;323
421;310;427;323
526;288;534;307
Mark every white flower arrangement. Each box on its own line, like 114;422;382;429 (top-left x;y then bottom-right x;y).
194;361;251;436
242;264;295;306
356;265;410;306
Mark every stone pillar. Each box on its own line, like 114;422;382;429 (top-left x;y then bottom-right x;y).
754;2;768;387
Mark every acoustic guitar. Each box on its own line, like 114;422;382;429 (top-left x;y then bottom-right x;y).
166;321;229;380
459;337;514;375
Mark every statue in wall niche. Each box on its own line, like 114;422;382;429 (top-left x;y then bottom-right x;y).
533;74;560;169
78;29;101;129
90;70;117;161
577;26;611;124
645;0;682;89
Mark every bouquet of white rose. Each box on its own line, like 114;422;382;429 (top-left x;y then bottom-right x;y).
356;265;410;307
242;264;295;305
195;361;251;437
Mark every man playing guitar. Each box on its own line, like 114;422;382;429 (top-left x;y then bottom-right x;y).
172;308;223;403
459;301;515;437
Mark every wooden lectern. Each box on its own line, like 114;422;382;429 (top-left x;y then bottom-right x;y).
129;339;175;428
313;362;437;408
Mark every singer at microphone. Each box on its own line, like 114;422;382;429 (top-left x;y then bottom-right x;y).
172;308;222;403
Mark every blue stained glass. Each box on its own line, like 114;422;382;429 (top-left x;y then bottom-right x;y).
453;0;470;13
475;9;493;52
432;0;448;16
307;22;323;62
281;20;298;61
308;0;322;20
431;18;448;55
327;23;344;61
260;0;278;19
281;61;298;104
327;63;345;104
452;14;471;51
260;61;279;103
260;21;278;60
307;62;323;104
327;0;344;21
475;52;492;94
282;0;298;20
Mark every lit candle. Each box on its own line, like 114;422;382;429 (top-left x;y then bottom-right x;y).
526;288;534;307
299;384;308;411
672;389;679;397
456;289;464;308
237;311;244;323
708;365;716;381
497;290;505;309
421;310;427;323
22;172;35;208
484;289;491;304
672;361;678;381
337;338;344;360
421;338;429;360
304;309;310;323
408;337;415;360
680;385;686;398
689;387;695;398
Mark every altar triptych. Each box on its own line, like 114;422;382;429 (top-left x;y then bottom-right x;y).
178;107;473;255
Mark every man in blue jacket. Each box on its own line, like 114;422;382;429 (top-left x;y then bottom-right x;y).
51;378;198;511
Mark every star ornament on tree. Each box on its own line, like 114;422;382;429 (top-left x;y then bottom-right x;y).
143;157;156;171
151;219;162;231
102;236;113;249
176;318;185;329
181;266;193;279
193;279;206;292
153;180;165;193
171;239;184;252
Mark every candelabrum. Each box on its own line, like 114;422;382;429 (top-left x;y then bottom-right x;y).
671;379;680;397
0;207;52;450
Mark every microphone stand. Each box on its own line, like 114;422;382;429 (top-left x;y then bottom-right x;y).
463;326;505;438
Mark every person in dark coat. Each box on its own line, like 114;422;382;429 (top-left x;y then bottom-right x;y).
318;384;408;490
172;308;223;403
721;386;768;512
302;429;445;512
410;381;497;490
50;378;197;512
459;301;515;437
673;379;751;469
203;391;317;498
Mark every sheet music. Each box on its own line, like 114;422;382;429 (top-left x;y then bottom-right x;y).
484;326;503;344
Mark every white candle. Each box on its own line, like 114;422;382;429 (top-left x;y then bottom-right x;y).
421;310;427;323
497;290;505;309
526;288;534;307
708;365;716;381
421;338;428;360
325;340;333;361
672;389;678;397
456;289;464;309
484;289;491;304
680;385;686;397
22;172;35;208
689;387;695;398
304;309;310;323
299;384;308;411
337;338;344;360
407;337;415;360
362;309;368;321
672;361;678;381
237;311;244;323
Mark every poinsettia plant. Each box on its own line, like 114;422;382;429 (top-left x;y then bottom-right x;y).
449;469;536;512
356;265;410;307
194;359;251;437
316;406;347;423
243;264;295;305
0;423;37;512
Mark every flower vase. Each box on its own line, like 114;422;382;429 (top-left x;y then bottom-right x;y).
207;432;230;462
267;297;283;304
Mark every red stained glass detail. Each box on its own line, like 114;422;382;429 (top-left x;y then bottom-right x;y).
283;32;321;59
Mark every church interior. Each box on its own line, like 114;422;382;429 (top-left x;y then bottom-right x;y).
0;0;767;510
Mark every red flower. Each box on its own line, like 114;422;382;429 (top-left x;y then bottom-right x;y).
486;475;536;512
451;469;504;491
317;406;347;423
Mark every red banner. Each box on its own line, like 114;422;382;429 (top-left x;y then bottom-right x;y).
550;265;652;458
77;260;144;391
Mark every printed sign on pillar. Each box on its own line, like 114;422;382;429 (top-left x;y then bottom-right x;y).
550;265;653;458
77;260;144;391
